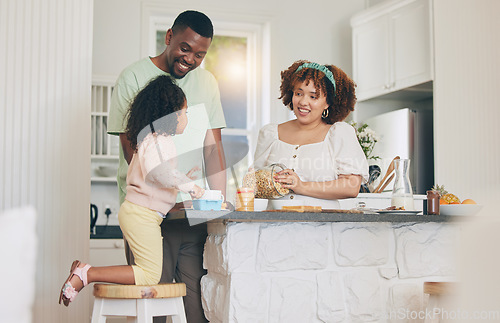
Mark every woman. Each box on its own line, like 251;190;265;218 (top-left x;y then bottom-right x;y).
253;60;369;209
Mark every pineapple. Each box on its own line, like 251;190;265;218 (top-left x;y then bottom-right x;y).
442;193;461;204
431;184;448;197
431;184;460;204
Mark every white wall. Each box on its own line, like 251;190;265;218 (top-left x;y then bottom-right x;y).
433;0;500;316
0;0;93;323
92;0;141;78
433;0;500;216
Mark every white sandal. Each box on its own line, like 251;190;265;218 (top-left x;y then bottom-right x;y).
58;260;91;306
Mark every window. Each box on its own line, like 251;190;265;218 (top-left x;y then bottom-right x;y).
146;12;270;202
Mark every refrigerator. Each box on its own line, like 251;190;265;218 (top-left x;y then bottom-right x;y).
363;108;434;194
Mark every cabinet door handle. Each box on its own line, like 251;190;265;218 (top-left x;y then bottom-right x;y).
113;241;123;248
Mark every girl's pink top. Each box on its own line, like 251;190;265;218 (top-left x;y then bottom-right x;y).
125;133;195;215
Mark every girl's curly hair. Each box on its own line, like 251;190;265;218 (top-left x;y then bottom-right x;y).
279;60;357;124
125;75;186;151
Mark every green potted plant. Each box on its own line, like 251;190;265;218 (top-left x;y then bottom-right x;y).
350;121;381;192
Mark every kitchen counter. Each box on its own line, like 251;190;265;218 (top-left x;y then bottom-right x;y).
167;209;460;226
90;225;123;239
170;209;463;323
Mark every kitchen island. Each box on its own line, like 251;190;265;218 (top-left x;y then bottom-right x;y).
169;210;462;323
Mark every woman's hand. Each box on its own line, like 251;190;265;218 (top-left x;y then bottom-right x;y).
188;185;205;199
273;171;362;199
274;169;302;192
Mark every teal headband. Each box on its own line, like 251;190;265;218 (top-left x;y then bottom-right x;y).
295;62;336;95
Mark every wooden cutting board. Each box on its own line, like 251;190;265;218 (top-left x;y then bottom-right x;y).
266;207;363;214
281;205;322;213
321;209;364;214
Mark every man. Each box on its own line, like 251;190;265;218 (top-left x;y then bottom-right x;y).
108;10;227;323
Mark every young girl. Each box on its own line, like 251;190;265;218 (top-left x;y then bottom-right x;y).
59;75;204;306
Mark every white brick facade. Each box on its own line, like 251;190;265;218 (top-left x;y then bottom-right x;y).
201;221;458;322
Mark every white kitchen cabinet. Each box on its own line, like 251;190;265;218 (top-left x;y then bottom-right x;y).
91;77;120;183
89;239;127;323
339;193;426;211
89;238;127;266
351;0;433;101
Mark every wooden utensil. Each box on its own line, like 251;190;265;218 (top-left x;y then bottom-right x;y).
376;173;395;193
373;156;400;193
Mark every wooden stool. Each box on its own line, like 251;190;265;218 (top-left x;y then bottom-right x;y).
91;283;187;323
423;282;457;323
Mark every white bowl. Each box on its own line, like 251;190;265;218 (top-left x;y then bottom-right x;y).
268;199;304;210
94;165;118;177
440;204;483;216
254;198;268;211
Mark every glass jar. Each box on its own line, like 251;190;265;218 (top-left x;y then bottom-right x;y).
242;163;290;199
236;187;254;211
426;190;440;215
391;159;415;210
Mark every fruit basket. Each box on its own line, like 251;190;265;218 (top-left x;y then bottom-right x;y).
430;185;482;216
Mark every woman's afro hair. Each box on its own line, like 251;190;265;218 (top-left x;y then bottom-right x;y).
279;60;357;124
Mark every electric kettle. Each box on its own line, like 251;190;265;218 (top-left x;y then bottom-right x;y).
90;204;98;235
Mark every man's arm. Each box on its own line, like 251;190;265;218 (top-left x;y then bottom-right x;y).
119;133;134;164
203;128;227;200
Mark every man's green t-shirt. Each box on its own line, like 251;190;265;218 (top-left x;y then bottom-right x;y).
108;58;226;204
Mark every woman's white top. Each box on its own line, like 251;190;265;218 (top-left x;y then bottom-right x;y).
253;122;369;209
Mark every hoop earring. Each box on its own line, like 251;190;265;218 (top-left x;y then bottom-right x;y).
322;108;329;119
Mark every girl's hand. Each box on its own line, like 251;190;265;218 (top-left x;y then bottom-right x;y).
186;166;201;180
274;169;302;192
189;185;205;199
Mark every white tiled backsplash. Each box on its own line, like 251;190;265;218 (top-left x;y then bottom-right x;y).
91;182;120;226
